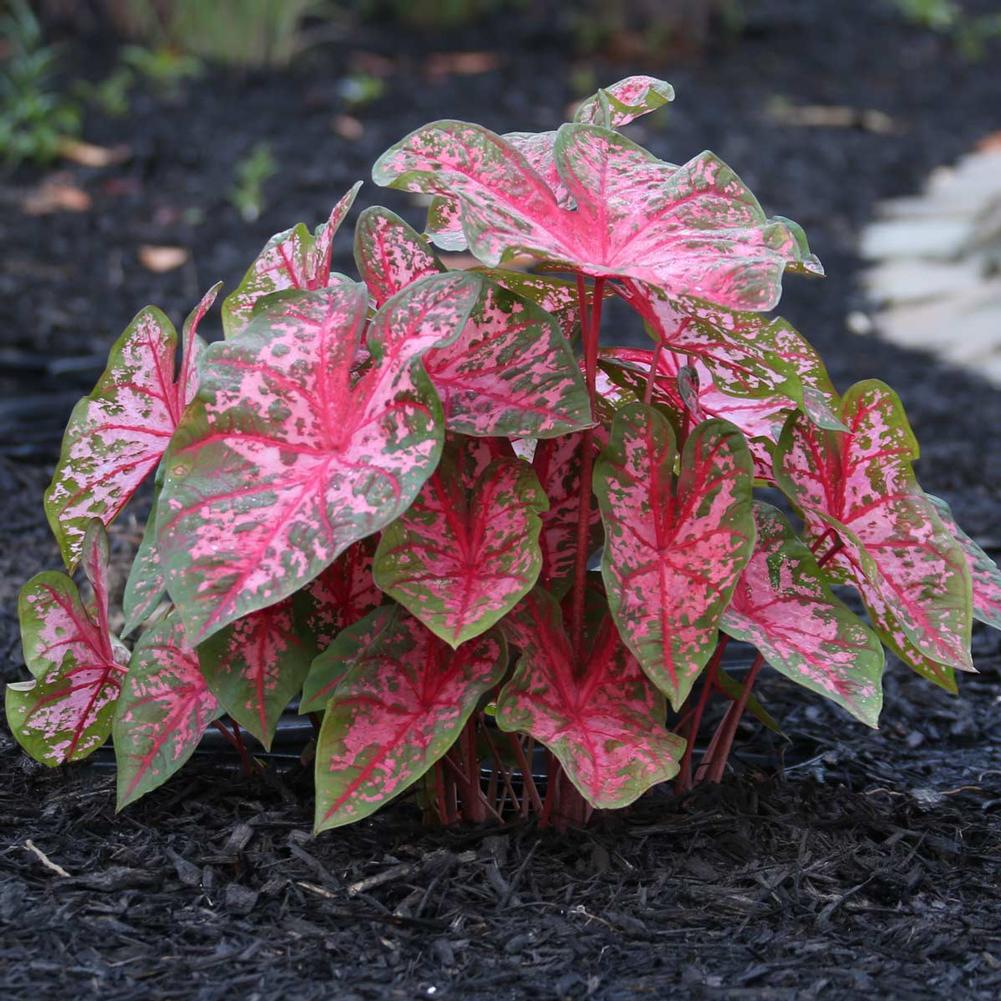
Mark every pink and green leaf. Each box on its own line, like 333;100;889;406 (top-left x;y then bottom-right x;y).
314;607;506;831
44;285;220;568
928;495;1001;631
122;483;167;636
374;445;548;647
113;615;221;808
8;522;127;765
594;405;755;709
532;432;604;596
775;380;974;673
374;120;819;311
496;590;685;808
355;207;592;437
158;273;481;643
722;502;884;727
221;183;361;338
574;75;675;128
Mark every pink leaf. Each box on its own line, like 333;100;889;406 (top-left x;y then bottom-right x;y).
374;121;819;311
7;522;127;765
113;615;221;808
496;590;684;808
158;273;482;643
199;540;381;745
775;380;973;674
314;606;506;831
374;441;548;647
221;184;361;338
594;405;755;709
355;207;592;437
44;285;220;567
929;495;1001;632
722;502;884;727
574;75;675;127
532;432;604;595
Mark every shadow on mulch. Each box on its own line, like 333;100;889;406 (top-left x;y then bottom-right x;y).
2;1;1001;998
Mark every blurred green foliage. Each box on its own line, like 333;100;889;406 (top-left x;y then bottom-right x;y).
890;0;1001;60
229;141;277;222
0;0;80;166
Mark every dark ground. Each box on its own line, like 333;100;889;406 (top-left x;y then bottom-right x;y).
1;1;1000;998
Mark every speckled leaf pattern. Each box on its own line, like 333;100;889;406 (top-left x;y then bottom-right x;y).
299;538;382;651
496;590;684;808
122;484;167;636
7;522;127;765
314;607;506;831
355;208;592;438
722;503;884;727
374;120;819;311
221;183;361;338
196;599;311;749
532;432;604;595
775;380;973;673
114;615;221;808
574;75;675;128
594;406;755;709
44;286;219;568
929;495;1001;631
158;273;481;643
375;446;548;647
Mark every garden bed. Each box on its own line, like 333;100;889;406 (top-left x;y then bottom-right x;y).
1;1;999;997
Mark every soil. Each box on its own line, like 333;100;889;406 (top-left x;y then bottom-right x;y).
1;2;1000;998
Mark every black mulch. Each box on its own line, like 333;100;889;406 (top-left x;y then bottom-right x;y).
2;1;1000;998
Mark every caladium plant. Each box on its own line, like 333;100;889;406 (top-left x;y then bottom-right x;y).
8;77;998;832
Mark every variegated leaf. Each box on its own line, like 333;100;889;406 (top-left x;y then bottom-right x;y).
7;522;127;765
929;495;1001;631
114;615;221;808
158;273;481;643
775;380;974;674
532;432;604;595
44;286;219;568
355;207;592;437
198;541;381;746
375;443;547;647
574;75;675;127
221;183;361;338
196;599;310;749
722;502;884;727
594;405;755;709
374;120;819;311
314;606;506;831
122;484;167;636
496;590;684;809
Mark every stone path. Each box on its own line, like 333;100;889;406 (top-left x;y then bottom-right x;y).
860;137;1001;384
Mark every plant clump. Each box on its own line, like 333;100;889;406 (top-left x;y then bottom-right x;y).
8;77;1000;831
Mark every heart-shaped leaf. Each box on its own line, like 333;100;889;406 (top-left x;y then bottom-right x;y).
374;120;818;311
722;502;884;727
574;75;675;127
356;207;592;438
594;405;755;709
496;590;684;808
775;380;973;673
314;606;506;831
158;273;482;643
7;522;127;765
114;615;221;808
532;432;604;596
929;495;1001;631
375;442;548;647
221;183;361;338
44;286;219;568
